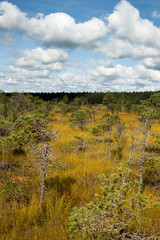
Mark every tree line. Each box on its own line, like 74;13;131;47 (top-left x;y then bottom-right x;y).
5;90;158;104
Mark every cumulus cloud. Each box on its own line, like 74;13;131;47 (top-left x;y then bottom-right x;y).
0;1;28;30
107;0;160;49
152;11;160;19
1;58;160;92
0;47;70;91
92;0;160;68
94;38;160;59
0;71;18;92
7;66;50;78
141;57;160;70
15;47;68;72
37;62;160;92
83;62;160;91
0;1;107;48
0;0;160;92
87;59;114;68
19;48;68;64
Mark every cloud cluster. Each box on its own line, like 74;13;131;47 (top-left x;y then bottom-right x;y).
107;0;160;48
5;47;68;82
94;38;160;59
0;0;160;92
0;1;107;48
141;57;160;70
15;47;68;71
46;62;158;92
0;47;69;92
92;0;160;62
92;0;160;92
1;59;159;92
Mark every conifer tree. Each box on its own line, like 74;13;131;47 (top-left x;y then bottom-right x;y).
69;165;160;240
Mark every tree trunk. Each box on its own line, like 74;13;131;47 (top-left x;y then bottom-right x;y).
139;122;147;193
39;143;48;207
40;161;47;207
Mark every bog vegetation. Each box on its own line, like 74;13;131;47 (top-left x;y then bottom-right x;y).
0;91;160;240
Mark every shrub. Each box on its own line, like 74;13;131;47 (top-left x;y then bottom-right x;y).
68;165;160;240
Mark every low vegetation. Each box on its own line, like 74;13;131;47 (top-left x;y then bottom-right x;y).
0;91;160;239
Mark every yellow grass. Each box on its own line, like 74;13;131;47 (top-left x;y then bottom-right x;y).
0;106;160;239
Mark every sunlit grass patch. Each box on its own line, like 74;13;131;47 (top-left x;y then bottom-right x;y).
1;105;160;240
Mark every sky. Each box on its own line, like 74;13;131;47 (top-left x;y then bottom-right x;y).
0;0;160;92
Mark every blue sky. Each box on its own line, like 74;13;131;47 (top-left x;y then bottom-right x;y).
0;0;160;92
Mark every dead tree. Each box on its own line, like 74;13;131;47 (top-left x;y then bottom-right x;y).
31;129;57;207
39;143;50;207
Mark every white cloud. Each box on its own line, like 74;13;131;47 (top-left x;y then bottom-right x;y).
140;57;160;71
0;32;15;46
43;62;160;92
0;0;160;92
35;13;44;19
94;38;160;59
0;47;70;91
0;2;28;30
7;66;50;78
107;0;160;49
87;63;135;83
19;48;68;64
87;59;114;68
1;58;160;92
0;1;107;48
0;44;73;92
14;47;68;72
0;72;4;77
152;11;160;19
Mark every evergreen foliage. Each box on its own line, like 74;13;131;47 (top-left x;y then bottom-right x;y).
0;91;160;240
69;166;160;240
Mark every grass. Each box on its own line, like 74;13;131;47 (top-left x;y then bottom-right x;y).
0;106;160;239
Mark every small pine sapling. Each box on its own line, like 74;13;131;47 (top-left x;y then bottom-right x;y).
69;165;160;240
69;110;87;131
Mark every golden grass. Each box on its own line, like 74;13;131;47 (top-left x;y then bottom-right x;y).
0;106;160;239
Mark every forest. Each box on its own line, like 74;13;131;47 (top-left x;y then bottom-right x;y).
0;90;160;240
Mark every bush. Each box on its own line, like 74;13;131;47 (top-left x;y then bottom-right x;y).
68;165;160;240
